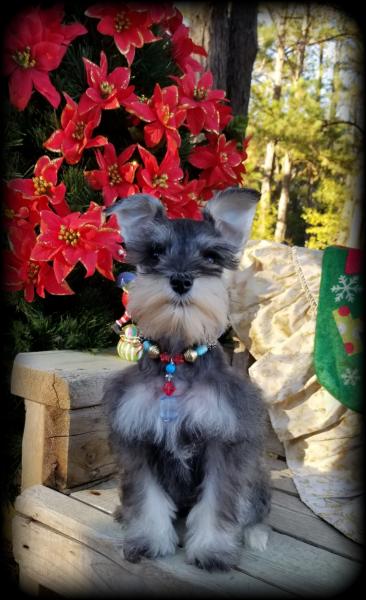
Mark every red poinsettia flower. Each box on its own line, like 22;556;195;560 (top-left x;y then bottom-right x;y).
125;84;186;147
169;22;207;74
8;156;70;217
85;143;139;207
31;202;123;283
217;102;233;130
137;142;183;200
44;93;108;165
85;4;159;66
2;186;32;227
3;6;86;110
231;137;250;186
3;221;73;302
79;51;136;114
189;133;245;189
174;67;227;135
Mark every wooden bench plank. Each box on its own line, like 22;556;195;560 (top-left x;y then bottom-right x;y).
269;490;362;562
71;480;363;563
14;486;289;597
267;457;298;496
15;484;360;597
11;349;130;409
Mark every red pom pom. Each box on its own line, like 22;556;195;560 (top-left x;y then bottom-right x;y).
160;352;170;362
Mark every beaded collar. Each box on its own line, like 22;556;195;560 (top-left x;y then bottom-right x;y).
142;339;216;423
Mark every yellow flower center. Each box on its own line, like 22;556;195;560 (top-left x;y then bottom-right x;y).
220;152;228;163
12;46;36;69
58;225;81;246
4;207;15;219
100;81;115;98
33;175;52;196
27;261;40;282
152;173;169;188
161;106;171;125
108;163;122;186
138;95;149;103
193;86;207;101
114;11;131;32
72;121;85;140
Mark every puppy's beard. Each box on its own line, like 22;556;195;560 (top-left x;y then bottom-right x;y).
128;274;229;346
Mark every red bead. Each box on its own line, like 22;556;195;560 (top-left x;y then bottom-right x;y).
338;305;350;316
122;291;129;306
160;352;170;363
163;381;176;396
173;354;185;364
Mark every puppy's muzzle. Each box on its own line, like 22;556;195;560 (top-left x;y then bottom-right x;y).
170;273;193;295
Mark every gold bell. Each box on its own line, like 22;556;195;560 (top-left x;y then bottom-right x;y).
147;344;160;359
184;348;198;363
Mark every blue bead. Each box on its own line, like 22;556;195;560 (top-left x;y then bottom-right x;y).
196;344;208;356
143;340;151;351
165;362;176;374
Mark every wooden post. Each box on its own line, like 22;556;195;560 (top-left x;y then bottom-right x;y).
11;350;132;492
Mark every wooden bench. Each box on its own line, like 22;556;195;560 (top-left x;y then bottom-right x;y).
11;349;362;597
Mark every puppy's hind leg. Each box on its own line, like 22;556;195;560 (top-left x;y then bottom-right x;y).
241;470;272;552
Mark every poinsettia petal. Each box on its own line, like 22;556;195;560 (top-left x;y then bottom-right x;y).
43;129;64;152
96;248;114;280
144;122;163;147
33;41;67;71
53;253;75;283
186;107;205;135
9;69;33;111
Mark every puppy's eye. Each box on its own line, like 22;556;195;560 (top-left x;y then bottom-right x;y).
202;251;218;264
151;244;165;261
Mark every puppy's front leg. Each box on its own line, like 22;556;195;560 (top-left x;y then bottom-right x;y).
185;440;244;572
116;444;178;562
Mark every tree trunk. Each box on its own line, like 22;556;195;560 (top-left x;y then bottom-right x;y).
226;3;258;117
258;141;276;238
182;3;258;121
274;152;292;242
182;3;211;69
257;17;286;238
337;159;363;248
274;8;311;242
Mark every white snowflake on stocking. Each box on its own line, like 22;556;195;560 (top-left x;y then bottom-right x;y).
331;275;362;303
340;367;361;386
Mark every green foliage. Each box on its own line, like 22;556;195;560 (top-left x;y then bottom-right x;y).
246;6;363;248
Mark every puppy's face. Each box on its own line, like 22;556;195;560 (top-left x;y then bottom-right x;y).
107;188;259;345
126;216;238;344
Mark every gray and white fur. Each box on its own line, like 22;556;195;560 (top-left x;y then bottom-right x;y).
103;188;271;572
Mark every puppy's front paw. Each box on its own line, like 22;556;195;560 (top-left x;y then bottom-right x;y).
123;537;153;563
187;549;236;572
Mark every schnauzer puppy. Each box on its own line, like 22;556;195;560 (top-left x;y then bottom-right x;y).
103;187;271;572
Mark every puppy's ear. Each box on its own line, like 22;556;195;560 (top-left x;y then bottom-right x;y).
204;187;260;250
104;194;165;245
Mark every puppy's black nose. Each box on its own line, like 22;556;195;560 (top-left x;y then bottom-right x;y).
170;273;193;295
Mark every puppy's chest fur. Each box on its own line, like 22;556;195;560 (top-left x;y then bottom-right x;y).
112;372;238;463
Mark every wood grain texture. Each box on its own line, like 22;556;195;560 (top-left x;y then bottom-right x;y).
14;487;288;597
21;401;116;491
14;484;361;597
11;349;130;409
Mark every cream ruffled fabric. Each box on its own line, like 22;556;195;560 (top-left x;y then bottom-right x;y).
228;240;363;543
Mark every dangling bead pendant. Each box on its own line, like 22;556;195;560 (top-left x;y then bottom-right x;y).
160;359;178;422
141;339;212;423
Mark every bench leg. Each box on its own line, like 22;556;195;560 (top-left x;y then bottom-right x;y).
19;568;40;596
